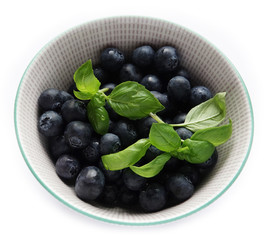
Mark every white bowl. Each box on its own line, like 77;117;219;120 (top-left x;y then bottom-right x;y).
15;16;253;225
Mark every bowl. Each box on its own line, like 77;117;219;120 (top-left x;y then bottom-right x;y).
14;16;253;225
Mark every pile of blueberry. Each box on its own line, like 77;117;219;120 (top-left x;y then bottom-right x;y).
37;46;217;212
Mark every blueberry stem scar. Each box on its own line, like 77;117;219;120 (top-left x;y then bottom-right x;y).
149;113;164;124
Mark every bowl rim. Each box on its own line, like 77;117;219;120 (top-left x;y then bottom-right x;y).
14;15;254;226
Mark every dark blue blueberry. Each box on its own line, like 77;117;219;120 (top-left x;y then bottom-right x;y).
100;133;121;155
195;149;218;176
164;157;182;172
140;75;162;92
93;67;110;85
99;185;118;206
100;47;125;72
119;186;138;205
101;83;116;95
166;173;194;202
111;120;138;148
99;160;122;182
139;183;167;212
179;165;200;185
176;127;193;140
190;86;213;107
38;111;64;137
38;88;73;111
105;102;120;120
154;46;179;73
132;45;155;68
150;91;176;116
137;117;156;138
173;112;187;124
49;135;72;161
64;121;92;149
167;76;191;104
80;138;100;165
145;146;162;162
75;166;105;201
123;168;147;191
55;154;81;185
61;99;87;123
119;63;142;83
175;68;190;79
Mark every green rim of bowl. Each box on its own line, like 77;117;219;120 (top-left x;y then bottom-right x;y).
14;16;254;226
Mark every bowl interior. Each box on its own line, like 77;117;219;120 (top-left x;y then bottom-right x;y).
15;16;253;225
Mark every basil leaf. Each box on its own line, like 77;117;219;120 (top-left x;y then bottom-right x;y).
177;139;215;164
107;81;164;120
177;92;226;132
74;59;101;100
130;153;171;178
87;93;109;135
191;119;232;146
102;139;151;171
149;123;181;152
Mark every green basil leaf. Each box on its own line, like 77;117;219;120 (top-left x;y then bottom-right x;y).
191;119;232;146
74;59;101;99
102;139;151;170
180;92;226;132
130;153;171;178
73;90;94;100
149;123;181;152
177;139;215;164
87;93;109;135
107;81;164;120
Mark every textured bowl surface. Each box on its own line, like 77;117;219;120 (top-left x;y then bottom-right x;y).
15;16;253;225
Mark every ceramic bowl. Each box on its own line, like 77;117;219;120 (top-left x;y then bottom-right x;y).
15;16;253;225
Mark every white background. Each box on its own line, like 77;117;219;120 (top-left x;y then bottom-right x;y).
1;0;264;239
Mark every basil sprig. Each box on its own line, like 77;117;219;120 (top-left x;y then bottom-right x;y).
73;59;233;178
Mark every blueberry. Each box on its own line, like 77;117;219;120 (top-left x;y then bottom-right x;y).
166;173;194;202
67;83;78;96
80;138;100;165
61;99;87;123
101;83;116;95
119;63;142;83
100;133;121;155
179;165;200;185
119;186;138;205
64;121;92;149
190;86;213;107
140;75;162;92
100;185;118;206
55;154;81;185
132;45;155;68
154;46;179;73
139;183;167;212
167;76;191;103
145;146;162;162
175;68;190;79
93;67;110;85
137;117;156;138
38;111;64;137
75;166;105;201
49;135;72;161
176;127;193;140
195;149;218;176
99;160;122;182
150;91;176;116
100;47;125;72
123;168;147;191
164;157;182;172
111;120;138;148
173;112;187;124
38;88;73;111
